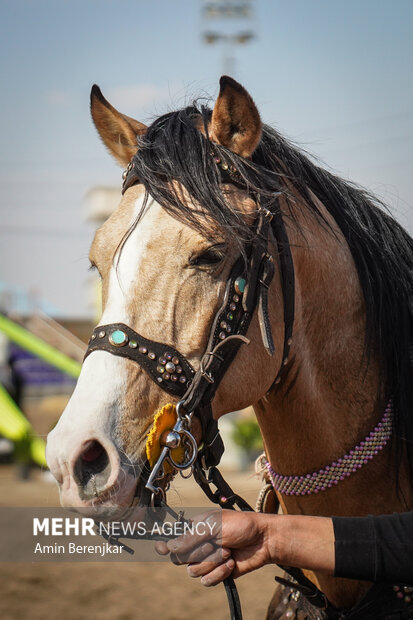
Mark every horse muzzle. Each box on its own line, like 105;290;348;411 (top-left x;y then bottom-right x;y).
46;428;139;513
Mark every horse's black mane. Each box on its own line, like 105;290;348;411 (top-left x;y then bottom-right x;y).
131;103;413;487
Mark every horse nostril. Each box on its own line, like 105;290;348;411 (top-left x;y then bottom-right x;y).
80;440;105;464
74;440;110;490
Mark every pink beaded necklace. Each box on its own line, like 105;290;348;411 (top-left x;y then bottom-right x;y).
263;399;393;496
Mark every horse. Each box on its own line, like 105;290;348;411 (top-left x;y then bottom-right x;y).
46;76;413;618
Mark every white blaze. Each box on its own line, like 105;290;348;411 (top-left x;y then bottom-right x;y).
101;196;158;325
47;195;163;471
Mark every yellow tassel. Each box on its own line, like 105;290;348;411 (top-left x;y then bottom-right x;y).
146;403;185;472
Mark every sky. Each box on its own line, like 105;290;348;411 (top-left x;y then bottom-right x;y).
0;0;412;318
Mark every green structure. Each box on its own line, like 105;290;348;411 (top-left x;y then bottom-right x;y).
0;314;81;467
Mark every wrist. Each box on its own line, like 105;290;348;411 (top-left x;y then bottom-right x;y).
264;513;291;565
263;514;335;573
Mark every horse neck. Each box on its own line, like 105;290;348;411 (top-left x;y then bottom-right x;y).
254;196;413;607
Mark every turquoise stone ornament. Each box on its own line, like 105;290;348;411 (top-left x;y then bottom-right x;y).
109;330;128;346
234;277;246;295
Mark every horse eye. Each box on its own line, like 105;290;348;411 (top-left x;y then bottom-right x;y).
189;245;225;267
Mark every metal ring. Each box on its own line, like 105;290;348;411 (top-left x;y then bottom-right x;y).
179;466;194;480
150;486;165;508
176;400;188;420
166;429;198;470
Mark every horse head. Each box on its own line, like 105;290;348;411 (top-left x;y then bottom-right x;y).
46;77;285;514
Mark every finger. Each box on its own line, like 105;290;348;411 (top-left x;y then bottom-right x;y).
170;541;216;565
200;558;235;587
154;541;169;556
166;510;220;555
187;548;232;578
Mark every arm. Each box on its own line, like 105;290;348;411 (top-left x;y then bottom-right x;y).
156;509;413;586
333;510;413;584
156;510;335;586
157;509;413;586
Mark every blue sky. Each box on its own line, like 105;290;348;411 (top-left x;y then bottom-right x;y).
0;0;412;317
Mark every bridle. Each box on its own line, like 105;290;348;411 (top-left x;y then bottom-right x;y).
84;151;396;620
84;152;297;501
84;151;296;619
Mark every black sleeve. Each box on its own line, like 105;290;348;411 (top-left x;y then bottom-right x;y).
333;511;413;584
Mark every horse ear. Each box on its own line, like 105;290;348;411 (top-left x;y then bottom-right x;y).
90;85;147;166
210;76;262;158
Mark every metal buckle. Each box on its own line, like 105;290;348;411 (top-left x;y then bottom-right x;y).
199;359;214;384
258;206;273;221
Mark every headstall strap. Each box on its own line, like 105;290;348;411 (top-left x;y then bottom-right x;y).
268;210;296;388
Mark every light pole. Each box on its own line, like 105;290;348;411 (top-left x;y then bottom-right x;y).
201;1;256;76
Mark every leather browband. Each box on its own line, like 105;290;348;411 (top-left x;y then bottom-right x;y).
84;323;195;398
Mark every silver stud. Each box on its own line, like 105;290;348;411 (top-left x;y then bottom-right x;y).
165;352;173;360
157;377;163;383
161;430;181;449
226;325;231;333
220;321;227;329
157;365;165;374
91;333;96;340
229;303;236;311
165;361;176;373
171;374;178;382
139;346;148;354
219;331;226;340
98;330;106;338
148;352;156;360
128;340;138;349
176;365;182;373
233;294;239;302
164;373;170;380
179;376;186;384
172;356;179;365
158;357;166;365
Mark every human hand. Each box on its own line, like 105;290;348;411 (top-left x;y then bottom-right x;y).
155;509;275;586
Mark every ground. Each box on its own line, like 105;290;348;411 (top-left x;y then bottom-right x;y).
0;464;281;620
